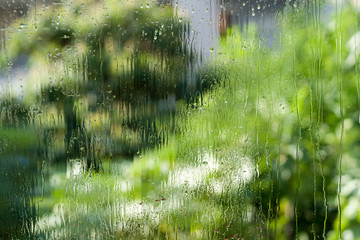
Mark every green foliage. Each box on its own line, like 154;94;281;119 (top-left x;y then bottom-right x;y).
2;0;360;239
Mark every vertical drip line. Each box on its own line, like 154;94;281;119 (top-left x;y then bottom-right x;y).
274;11;284;239
295;128;301;240
255;37;263;227
292;4;302;239
310;133;317;240
255;41;261;180
265;58;273;240
356;0;360;123
318;145;328;239
314;0;329;235
318;0;324;124
310;0;318;237
335;0;344;237
309;3;318;234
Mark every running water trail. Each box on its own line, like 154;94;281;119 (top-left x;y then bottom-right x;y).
335;0;344;238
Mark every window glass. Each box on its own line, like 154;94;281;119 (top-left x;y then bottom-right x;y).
0;0;359;239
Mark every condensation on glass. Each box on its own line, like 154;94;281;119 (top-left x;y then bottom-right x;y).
0;0;359;239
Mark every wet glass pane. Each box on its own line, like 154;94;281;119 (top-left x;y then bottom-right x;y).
1;0;360;239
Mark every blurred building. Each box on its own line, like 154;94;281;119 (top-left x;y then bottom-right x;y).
175;0;287;61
